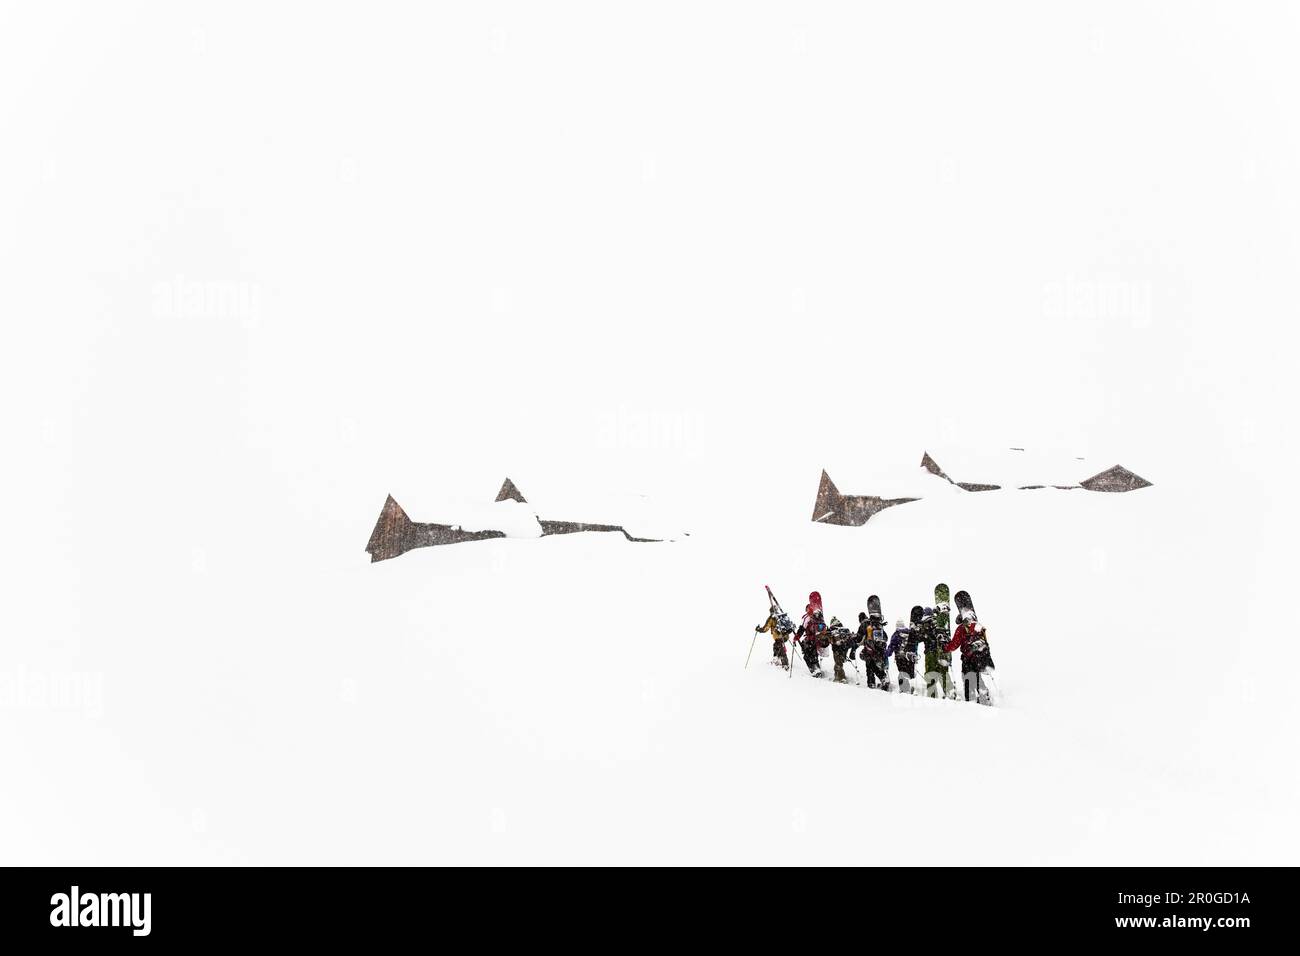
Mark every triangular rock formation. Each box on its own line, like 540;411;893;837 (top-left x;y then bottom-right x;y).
495;478;527;503
812;470;919;527
365;494;508;562
1079;465;1153;493
920;452;948;479
366;495;414;562
812;470;841;522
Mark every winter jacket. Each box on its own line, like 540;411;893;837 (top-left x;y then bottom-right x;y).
757;610;794;637
796;611;826;646
918;615;951;662
856;621;890;662
945;620;992;672
889;626;919;678
886;626;916;660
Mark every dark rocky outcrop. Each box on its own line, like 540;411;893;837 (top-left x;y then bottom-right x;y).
920;451;1151;494
536;519;659;542
365;495;505;562
920;451;948;480
921;451;1001;491
367;480;663;562
811;471;919;527
1078;465;1153;493
495;478;527;503
811;451;1152;530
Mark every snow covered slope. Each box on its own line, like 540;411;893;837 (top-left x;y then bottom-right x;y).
6;457;1293;865
311;476;1287;865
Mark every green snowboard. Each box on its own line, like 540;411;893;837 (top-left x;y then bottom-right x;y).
928;582;956;698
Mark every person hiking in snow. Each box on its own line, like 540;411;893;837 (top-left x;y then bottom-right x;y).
927;589;958;699
826;616;854;683
945;608;994;704
888;609;923;694
918;606;956;700
855;611;890;690
795;604;826;677
754;608;793;670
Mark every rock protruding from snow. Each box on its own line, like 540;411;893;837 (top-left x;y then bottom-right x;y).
811;449;1154;530
366;478;673;562
495;478;527;503
536;519;659;542
1079;465;1153;492
366;495;412;560
920;451;948;480
365;494;507;562
920;450;1001;491
921;448;1152;493
811;470;920;526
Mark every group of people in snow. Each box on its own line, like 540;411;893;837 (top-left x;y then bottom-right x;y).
754;586;997;705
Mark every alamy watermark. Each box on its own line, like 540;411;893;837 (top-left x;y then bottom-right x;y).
50;886;150;936
152;274;261;326
0;666;103;718
595;405;702;451
1043;276;1153;328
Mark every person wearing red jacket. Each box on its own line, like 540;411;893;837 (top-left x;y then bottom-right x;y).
794;604;827;677
945;611;994;704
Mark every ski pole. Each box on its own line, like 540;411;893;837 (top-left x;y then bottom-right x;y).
745;630;759;669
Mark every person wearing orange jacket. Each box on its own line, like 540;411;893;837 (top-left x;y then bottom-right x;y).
754;610;793;670
854;611;891;690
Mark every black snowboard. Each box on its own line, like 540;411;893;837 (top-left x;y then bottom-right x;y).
867;594;883;622
954;589;976;619
910;604;924;626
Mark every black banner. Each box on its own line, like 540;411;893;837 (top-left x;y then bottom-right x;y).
0;867;1287;945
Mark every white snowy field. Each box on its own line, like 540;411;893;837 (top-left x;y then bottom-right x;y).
4;3;1300;864
3;461;1297;865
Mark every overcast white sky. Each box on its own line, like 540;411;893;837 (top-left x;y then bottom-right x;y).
0;1;1293;616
